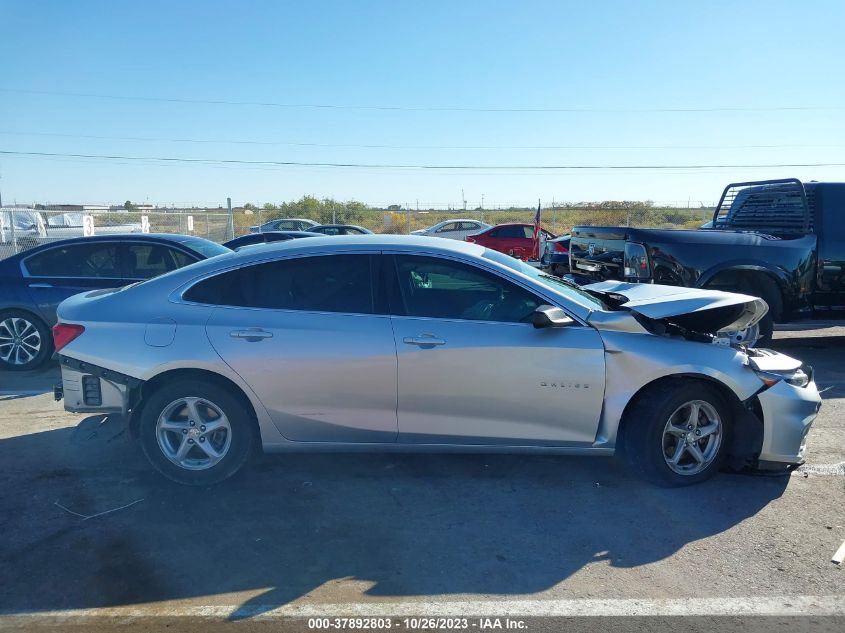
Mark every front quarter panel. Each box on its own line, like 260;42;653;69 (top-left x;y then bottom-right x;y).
595;330;761;447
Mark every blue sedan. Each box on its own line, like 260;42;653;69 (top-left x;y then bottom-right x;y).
0;233;230;370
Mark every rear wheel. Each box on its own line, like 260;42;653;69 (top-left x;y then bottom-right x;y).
139;379;255;485
622;379;732;486
0;310;53;371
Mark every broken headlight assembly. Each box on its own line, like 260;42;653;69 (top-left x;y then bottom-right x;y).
754;366;811;389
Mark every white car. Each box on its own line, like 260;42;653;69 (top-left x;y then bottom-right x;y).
412;219;491;240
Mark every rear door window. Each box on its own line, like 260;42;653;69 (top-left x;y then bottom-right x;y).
497;226;529;239
185;254;376;314
24;243;120;278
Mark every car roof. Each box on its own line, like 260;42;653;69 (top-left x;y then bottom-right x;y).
310;224;368;229
4;233;211;258
0;233;224;272
230;234;482;261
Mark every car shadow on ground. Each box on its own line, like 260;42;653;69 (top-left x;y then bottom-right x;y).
0;413;790;619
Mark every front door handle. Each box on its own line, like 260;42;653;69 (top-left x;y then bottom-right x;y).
230;328;273;341
403;334;446;347
28;283;53;288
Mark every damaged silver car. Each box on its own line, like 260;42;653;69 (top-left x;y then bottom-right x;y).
52;235;821;486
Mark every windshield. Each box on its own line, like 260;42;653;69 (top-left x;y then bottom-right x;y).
482;248;605;310
178;236;232;258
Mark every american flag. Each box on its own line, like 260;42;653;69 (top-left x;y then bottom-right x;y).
532;200;541;259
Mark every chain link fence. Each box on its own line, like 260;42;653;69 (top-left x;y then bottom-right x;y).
239;205;715;237
1;208;233;260
2;204;715;260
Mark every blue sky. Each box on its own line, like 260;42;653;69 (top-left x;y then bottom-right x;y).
1;0;844;208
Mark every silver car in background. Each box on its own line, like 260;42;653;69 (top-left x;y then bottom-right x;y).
53;236;821;486
411;219;491;240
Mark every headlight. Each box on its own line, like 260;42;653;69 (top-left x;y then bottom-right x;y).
754;367;810;388
624;242;650;279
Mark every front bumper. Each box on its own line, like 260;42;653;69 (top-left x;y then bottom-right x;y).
57;355;139;415
756;379;821;464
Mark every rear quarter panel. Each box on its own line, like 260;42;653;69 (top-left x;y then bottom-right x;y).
56;283;287;446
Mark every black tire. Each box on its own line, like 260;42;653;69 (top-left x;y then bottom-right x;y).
621;379;733;487
728;274;782;347
0;309;54;371
138;378;256;485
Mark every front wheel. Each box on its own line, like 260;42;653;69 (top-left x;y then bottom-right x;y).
621;380;732;486
139;379;256;485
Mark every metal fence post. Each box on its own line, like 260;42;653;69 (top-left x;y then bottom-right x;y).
227;197;234;240
9;211;16;254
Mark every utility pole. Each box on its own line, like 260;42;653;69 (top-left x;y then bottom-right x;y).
227;197;234;239
481;193;485;223
461;189;466;215
406;202;410;234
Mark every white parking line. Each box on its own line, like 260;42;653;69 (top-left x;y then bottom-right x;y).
4;595;845;619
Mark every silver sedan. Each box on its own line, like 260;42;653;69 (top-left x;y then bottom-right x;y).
53;235;821;486
411;219;491;240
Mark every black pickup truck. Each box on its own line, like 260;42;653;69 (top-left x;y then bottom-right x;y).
569;179;845;344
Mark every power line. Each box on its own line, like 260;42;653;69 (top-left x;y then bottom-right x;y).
2;88;843;114
1;130;842;151
2;149;844;170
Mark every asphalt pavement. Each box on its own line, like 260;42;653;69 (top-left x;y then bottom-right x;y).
0;331;842;632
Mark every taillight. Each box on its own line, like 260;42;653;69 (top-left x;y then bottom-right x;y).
52;323;85;352
465;236;476;243
554;242;568;253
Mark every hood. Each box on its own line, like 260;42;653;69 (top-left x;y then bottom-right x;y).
584;280;767;334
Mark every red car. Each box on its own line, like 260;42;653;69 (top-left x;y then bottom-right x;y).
465;223;556;259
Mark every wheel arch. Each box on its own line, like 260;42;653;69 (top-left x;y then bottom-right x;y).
615;372;763;468
128;367;261;445
0;304;51;327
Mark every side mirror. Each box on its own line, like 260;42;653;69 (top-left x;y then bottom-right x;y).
532;305;574;329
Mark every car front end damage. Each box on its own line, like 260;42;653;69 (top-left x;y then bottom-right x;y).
584;281;822;470
746;351;820;466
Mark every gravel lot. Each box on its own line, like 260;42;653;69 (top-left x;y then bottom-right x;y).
0;330;842;631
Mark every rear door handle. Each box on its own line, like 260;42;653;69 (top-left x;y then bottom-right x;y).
403;334;446;347
230;328;273;341
28;283;53;288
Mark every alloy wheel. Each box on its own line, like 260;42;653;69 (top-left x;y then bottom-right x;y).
662;400;723;476
0;317;42;366
156;397;232;470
